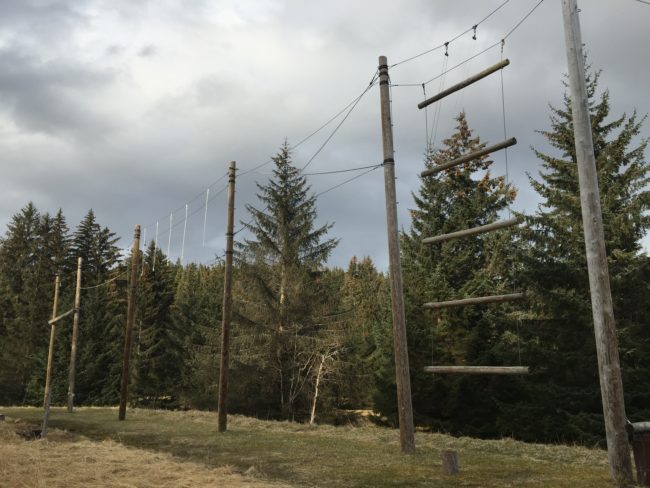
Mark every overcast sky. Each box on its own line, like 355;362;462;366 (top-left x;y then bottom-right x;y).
1;0;648;269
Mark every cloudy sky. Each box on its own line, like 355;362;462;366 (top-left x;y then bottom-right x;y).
1;0;648;269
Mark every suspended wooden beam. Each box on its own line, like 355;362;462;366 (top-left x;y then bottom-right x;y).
418;59;510;110
424;366;529;375
423;217;520;245
421;137;517;177
423;292;523;310
47;308;75;325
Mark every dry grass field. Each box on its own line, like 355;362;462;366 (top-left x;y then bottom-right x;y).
0;407;620;487
0;416;290;488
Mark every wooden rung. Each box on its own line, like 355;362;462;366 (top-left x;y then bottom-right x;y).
418;59;510;110
423;293;523;310
424;366;529;375
421;137;517;177
47;308;75;325
423;218;520;245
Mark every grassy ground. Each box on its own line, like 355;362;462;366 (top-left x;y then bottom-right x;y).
0;415;289;488
0;406;617;487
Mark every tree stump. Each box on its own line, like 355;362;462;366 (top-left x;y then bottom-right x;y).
441;450;460;475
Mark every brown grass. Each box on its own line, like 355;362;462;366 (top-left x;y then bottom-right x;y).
0;418;291;488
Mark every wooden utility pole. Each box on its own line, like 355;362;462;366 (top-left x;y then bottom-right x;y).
41;275;60;437
218;161;236;432
119;224;141;421
561;1;632;485
67;257;82;413
378;55;415;454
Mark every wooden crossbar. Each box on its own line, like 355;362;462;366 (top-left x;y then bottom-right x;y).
423;293;523;310
423;218;520;245
418;59;510;110
424;366;529;375
47;308;75;325
421;137;517;177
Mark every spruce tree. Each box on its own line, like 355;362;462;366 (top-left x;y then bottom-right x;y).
132;242;184;408
0;203;44;403
513;70;650;444
235;142;338;420
338;256;391;411
172;262;223;409
67;209;122;404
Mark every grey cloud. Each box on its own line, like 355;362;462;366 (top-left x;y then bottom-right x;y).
0;1;90;49
138;45;158;57
0;48;117;138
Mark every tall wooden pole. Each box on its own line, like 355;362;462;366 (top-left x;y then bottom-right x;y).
41;275;60;437
67;257;82;413
561;1;632;485
378;55;415;454
218;161;236;432
119;225;141;421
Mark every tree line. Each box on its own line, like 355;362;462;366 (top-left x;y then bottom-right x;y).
0;69;648;446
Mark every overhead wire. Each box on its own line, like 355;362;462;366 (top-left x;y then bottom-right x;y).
391;0;546;88
300;72;379;172
302;163;382;176
390;0;511;68
315;164;383;198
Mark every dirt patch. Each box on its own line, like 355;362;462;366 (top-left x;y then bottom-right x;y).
0;419;291;488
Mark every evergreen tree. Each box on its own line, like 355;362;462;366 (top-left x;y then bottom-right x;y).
512;70;650;444
132;242;184;408
0;204;74;404
235;142;339;420
67;209;122;404
0;203;44;403
172;262;223;409
337;257;391;411
396;112;521;436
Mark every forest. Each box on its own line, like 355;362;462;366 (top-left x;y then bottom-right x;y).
1;71;649;448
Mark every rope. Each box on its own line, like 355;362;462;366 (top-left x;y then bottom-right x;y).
181;203;188;264
429;53;449;150
167;212;173;259
500;40;511;219
202;188;210;247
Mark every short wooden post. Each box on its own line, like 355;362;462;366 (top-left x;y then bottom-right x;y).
378;55;416;454
218;161;236;432
67;257;82;413
441;450;460;475
119;225;141;421
41;275;60;437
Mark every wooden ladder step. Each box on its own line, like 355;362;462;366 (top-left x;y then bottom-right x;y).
424;366;529;375
418;59;510;110
423;293;523;310
423;218;520;244
421;137;517;177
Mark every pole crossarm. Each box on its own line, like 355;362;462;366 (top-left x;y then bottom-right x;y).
424;366;529;375
423;292;524;310
421;137;517;177
423;217;520;245
418;59;510;110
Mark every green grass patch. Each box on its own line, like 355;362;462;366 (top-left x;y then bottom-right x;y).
1;407;614;487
